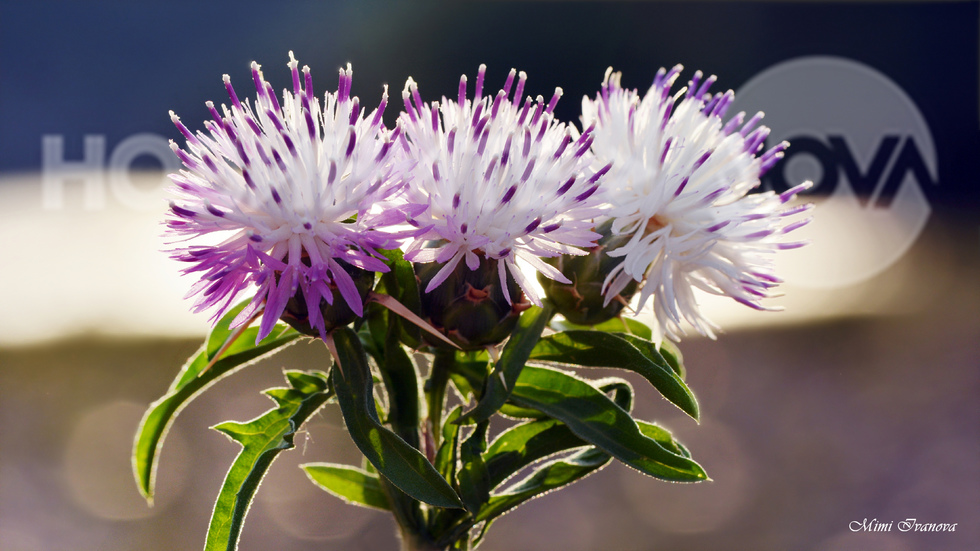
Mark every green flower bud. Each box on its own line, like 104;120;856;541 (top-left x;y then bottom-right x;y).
280;260;376;337
540;220;638;326
415;257;528;350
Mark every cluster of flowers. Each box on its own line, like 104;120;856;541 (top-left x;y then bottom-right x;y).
166;52;810;346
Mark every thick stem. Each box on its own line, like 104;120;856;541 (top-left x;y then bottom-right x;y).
379;477;435;551
399;526;450;551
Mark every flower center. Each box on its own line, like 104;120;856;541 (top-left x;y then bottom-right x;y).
464;283;490;302
645;214;669;234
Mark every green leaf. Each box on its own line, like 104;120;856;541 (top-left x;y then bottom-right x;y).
427;349;455;452
484;418;585;489
475;446;611;523
510;365;707;482
434;406;463;482
205;370;332;550
459;304;553;424
636;420;692;459
551;316;653;341
133;301;301;502
530;330;699;420
302;463;391;511
456;422;490;513
380;324;422;448
484;377;632;489
448;350;489;404
449;372;477;404
658;339;686;379
610;332;689;383
497;403;547;419
331;327;463;509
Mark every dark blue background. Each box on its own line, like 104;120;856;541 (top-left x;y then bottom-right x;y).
2;1;977;211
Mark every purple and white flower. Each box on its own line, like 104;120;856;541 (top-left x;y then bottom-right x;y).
166;53;405;340
584;66;812;342
396;65;608;306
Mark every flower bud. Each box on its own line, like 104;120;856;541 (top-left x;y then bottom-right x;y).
540;220;638;326
415;257;529;350
279;260;376;337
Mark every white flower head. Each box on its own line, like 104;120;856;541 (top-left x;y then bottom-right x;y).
584;66;812;343
167;53;406;340
396;65;608;306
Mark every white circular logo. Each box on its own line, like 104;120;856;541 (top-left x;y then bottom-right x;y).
730;56;937;288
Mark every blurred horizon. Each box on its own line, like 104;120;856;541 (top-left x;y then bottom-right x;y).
0;169;962;347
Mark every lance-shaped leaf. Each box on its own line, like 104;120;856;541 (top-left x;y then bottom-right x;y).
510;365;707;482
434;444;612;549
302;463;390;511
476;446;611;523
331;327;463;509
546;318;680;377
484;419;583;489
497;403;547;420
133;301;301;502
484;377;631;489
459;304;553;424
636;420;692;459
658;339;686;379
434;406;463;482
457;421;491;513
458;418;696;539
551;316;653;341
447;350;489;404
530;330;699;420
206;370;332;551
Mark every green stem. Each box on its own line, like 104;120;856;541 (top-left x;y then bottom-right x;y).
377;316;427;540
400;530;448;551
382;328;422;450
378;476;437;551
435;517;477;550
426;348;455;450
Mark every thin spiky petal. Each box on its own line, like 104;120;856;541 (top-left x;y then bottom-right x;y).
397;66;606;306
583;66;812;343
166;53;407;340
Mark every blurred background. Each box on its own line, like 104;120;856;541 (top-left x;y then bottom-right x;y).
1;1;977;550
